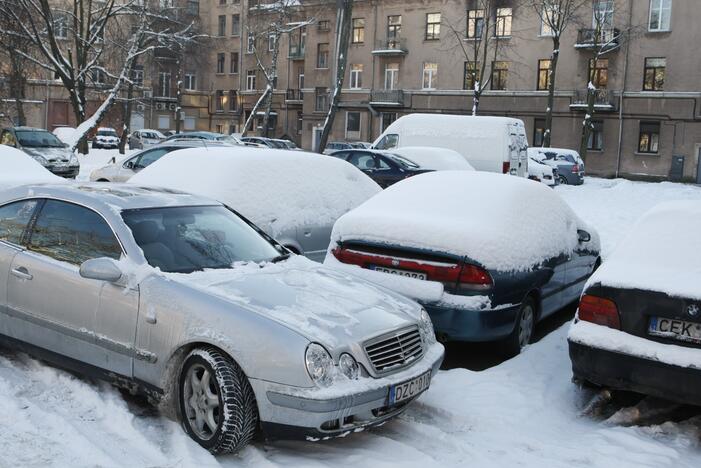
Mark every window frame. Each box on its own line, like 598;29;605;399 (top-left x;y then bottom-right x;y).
422;62;438;90
231;13;241;36
217;15;226;37
588;58;609;89
463;61;479;91
533;118;546;148
0;199;40;247
316;43;329;69
638;121;661;154
184;72;197;91
349;64;363;89
345;111;361;139
246;70;256;90
537;59;551;91
387;15;401;40
230;52;239;74
351;18;365;44
491;61;508;90
425;13;441;41
588;119;604;151
216;52;225;74
643;57;666;91
495;7;512;37
467;9;485;39
648;0;672;32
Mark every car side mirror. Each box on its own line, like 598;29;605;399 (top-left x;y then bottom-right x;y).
125;160;134;169
79;257;123;282
577;230;591;243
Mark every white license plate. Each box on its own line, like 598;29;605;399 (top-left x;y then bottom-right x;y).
372;266;427;280
389;371;431;405
648;316;701;344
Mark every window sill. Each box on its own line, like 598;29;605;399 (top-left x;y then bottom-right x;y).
647;29;671;33
634;151;660;156
641;89;665;93
315;67;330;71
587;149;604;153
229;72;239;75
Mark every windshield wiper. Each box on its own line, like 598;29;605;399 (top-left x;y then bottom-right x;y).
270;253;291;263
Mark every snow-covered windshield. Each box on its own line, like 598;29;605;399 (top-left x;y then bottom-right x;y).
16;130;65;148
122;205;285;273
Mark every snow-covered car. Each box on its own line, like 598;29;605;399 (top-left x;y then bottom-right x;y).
528;156;557;187
388;147;475;171
330;149;433;188
52;126;77;145
0;183;443;453
128;129;166;149
531;148;584;185
92;127;120;149
326;171;600;354
1;126;80;178
129;147;381;262
0;146;64;190
568;201;701;405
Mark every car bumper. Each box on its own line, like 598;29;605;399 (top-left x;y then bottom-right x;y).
47;166;79;178
423;301;521;342
251;343;444;440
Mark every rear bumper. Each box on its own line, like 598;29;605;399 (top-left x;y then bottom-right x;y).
423;301;520;342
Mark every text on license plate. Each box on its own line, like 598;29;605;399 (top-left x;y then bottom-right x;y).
648;316;701;344
389;371;431;405
372;266;427;280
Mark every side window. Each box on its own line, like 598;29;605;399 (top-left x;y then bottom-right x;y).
1;130;16;146
135;148;171;169
0;200;39;245
28;200;122;265
349;153;376;170
330;151;349;160
375;134;398;150
375;156;391;170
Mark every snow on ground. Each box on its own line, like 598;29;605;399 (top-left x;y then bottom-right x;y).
1;173;701;467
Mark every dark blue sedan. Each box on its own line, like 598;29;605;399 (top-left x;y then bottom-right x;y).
330;149;432;188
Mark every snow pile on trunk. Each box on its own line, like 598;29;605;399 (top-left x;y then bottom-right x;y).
0;146;64;190
129;147;381;234
389;147;475;171
330;171;596;272
585;200;701;300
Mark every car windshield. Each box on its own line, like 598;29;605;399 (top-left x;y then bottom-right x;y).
16;130;65;148
386;153;419;169
98;130;118;137
122;205;285;273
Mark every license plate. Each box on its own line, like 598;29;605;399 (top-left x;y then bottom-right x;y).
372;266;427;280
389;371;431;405
648;316;701;344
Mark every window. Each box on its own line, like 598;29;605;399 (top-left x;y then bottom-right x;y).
157;115;169;129
588;58;609;88
186;0;199;15
219;0;225;4
638;121;660;153
537;59;551;90
349;64;363;89
425;13;441;40
215;90;225;111
533;118;546;147
643;57;666;91
132;148;171;169
184;73;196;90
381;112;397;132
593;0;614;28
217;15;226;36
28;200;121;265
298;70;305;89
131;65;144;87
491;61;508;90
317;43;329;68
375;133;399;150
315;87;328;111
55;14;68;39
184;116;196;130
540;4;559;36
588;120;604;150
247;33;255;53
297;111;303;134
495;8;512;37
232;14;240;36
422;63;438;89
230;52;239;74
463;61;479;90
346;111;361;139
246;70;256;90
229;90;237;111
387;15;401;40
467;9;484;39
0;200;38;245
318;20;330;31
385;64;399;90
91;69;106;85
216;53;225;74
352;18;365;44
649;0;672;31
268;33;276;52
158;72;171;97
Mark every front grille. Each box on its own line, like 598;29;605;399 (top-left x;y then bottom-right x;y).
365;327;423;374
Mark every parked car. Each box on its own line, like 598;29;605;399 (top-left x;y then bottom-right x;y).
532;148;585;185
128;129;166;149
241;137;283;148
129;147;381;262
326;171;600;354
0;146;63;190
372;114;529;178
350;142;373;149
272;138;301;150
52;126;77;145
1;126;80;178
323;142;354;155
163;131;244;146
528;156;558;187
568;201;701;405
388;147;475;171
90;140;232;182
0;182;443;453
330;149;432;188
92;127;120;149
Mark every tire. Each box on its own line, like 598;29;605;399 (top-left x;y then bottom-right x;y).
179;347;258;454
558;175;569;185
504;297;536;356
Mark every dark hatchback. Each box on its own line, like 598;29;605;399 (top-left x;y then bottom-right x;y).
330;149;432;188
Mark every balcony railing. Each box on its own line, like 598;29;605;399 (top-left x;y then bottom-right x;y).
288;44;305;59
575;28;620;50
285;89;303;102
570;89;615;110
372;38;408;55
370;89;404;106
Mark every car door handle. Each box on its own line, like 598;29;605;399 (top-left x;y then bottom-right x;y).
303;230;312;237
11;267;33;280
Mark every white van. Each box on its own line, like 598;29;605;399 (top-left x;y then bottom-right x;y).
372;114;529;177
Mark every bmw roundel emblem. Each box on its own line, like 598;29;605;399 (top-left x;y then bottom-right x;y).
688;304;700;317
391;259;400;267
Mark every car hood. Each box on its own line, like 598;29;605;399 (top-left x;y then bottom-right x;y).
163;256;422;348
23;147;76;163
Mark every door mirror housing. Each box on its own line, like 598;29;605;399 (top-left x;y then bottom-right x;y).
577;230;591;243
79;257;123;282
124;160;135;169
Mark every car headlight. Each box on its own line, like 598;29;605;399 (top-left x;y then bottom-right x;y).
338;353;359;380
305;343;333;387
32;154;48;165
418;309;437;345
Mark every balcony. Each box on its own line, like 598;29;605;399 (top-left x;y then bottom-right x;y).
569;89;616;111
370;89;405;106
371;38;408;56
574;28;620;51
285;89;303;103
288;44;305;60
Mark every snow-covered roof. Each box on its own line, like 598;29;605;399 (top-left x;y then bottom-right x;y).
0;146;64;191
331;171;597;272
585;201;701;300
388;147;475;171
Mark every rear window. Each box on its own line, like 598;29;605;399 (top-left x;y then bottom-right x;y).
98;130;118;137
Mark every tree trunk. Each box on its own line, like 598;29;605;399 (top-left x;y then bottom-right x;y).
543;36;560;148
175;56;183;133
119;78;135;155
242;84;272;136
472;84;480;116
578;86;596;163
261;36;280;138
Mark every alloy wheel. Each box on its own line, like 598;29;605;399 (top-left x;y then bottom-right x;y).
183;363;221;440
518;304;535;349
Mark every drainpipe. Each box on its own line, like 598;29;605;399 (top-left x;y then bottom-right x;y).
615;0;633;178
44;78;50;129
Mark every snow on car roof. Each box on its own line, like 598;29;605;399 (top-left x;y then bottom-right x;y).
388;147;475;171
129;147;382;232
0;146;63;191
331;171;596;272
585;200;701;300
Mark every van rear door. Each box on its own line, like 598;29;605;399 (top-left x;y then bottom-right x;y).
507;124;529;178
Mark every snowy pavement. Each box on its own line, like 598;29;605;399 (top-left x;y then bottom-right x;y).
2;167;701;467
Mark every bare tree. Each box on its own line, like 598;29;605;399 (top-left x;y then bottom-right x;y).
530;0;587;147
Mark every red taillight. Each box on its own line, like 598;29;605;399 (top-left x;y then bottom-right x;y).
458;264;492;291
578;294;620;329
502;161;511;174
572;164;580;173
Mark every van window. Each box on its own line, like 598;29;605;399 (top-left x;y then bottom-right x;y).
375;134;398;150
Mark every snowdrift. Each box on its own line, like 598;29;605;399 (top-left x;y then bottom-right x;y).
0;146;64;190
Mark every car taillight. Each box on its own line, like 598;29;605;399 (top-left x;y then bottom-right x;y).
457;263;492;291
578;294;620;330
572;164;580;173
502;161;511;174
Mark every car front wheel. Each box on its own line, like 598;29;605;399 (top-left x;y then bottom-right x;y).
179;347;258;454
504;297;536;356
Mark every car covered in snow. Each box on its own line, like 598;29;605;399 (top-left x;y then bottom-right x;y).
92;127;120;149
329;149;433;188
326;171;600;354
529;148;584;186
129;147;381;262
128;129;166;149
0;146;64;191
0;183;444;453
528;155;558;187
568;201;701;405
1;127;80;178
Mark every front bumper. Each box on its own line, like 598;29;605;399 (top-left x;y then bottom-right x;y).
424;301;521;342
47;165;79;178
251;343;444;440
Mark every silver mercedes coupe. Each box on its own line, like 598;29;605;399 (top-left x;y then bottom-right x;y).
0;183;444;453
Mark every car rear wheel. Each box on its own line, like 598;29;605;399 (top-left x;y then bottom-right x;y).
179;347;258;454
504;297;536;356
558;175;569;185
